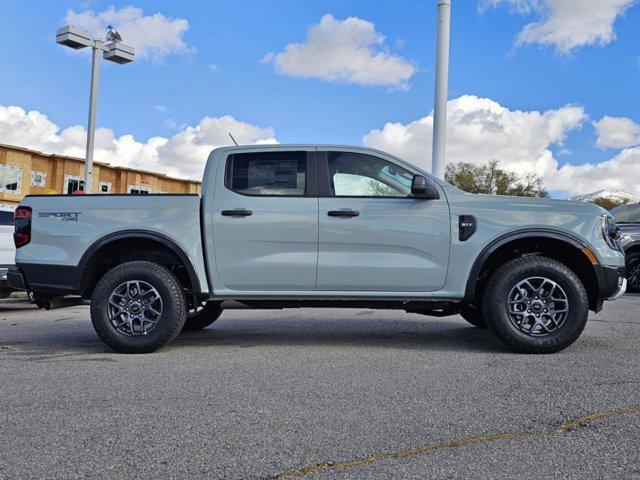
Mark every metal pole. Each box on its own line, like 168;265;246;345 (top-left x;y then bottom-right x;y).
84;40;102;193
432;0;451;179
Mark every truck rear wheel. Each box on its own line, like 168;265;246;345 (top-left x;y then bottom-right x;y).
183;301;222;331
90;261;186;353
482;256;588;354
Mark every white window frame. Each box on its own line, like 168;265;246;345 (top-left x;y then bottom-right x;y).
128;185;150;194
99;181;112;194
30;171;47;188
64;174;85;194
0;165;24;195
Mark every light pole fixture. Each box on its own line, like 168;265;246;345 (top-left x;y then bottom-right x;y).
56;25;134;193
432;0;451;180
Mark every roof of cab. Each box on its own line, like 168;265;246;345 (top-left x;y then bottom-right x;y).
208;144;427;172
211;144;392;155
206;144;439;181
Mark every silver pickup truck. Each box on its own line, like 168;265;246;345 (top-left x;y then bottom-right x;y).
9;145;626;354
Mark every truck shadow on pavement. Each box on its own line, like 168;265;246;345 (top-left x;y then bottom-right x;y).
171;314;507;354
0;307;509;356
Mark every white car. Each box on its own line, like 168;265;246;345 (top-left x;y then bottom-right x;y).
0;206;15;297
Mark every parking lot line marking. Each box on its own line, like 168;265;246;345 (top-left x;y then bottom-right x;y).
264;406;640;480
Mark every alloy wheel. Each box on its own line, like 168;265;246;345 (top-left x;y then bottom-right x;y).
628;259;640;290
108;280;163;336
506;276;569;337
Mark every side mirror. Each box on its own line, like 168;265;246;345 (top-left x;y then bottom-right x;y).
411;175;439;200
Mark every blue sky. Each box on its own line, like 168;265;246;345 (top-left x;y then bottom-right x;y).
0;0;639;196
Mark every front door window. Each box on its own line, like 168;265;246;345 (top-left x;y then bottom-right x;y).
326;152;413;197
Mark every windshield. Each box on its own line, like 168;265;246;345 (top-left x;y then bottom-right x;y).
611;203;640;223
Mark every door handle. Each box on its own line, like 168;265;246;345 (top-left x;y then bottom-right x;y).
328;209;359;217
221;209;253;217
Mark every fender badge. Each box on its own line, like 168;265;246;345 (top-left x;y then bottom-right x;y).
38;212;81;222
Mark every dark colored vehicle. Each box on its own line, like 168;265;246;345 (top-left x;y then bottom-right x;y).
611;203;640;292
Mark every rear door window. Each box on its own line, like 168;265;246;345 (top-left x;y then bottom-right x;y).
227;151;308;196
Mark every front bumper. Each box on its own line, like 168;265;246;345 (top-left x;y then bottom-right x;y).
594;265;626;310
608;277;627;300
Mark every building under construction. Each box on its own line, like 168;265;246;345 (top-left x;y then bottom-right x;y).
0;143;201;209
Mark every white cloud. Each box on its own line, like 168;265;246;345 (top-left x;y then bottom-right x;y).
482;0;637;53
363;95;640;196
0;105;277;179
594;115;640;148
259;52;275;65
64;6;194;62
363;95;585;178
551;147;640;194
263;14;417;88
154;105;168;113
5;97;640;197
155;116;277;178
163;118;177;130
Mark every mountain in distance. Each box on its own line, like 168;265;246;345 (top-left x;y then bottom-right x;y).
569;190;638;210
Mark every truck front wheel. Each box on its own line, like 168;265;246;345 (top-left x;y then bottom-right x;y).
90;261;186;353
482;256;588;354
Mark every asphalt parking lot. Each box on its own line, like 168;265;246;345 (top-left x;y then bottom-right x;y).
1;295;639;480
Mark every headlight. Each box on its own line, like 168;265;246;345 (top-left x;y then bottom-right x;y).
601;213;622;251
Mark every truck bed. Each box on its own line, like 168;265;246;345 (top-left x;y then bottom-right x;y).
15;194;209;295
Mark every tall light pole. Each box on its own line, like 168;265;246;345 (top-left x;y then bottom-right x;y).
56;26;134;193
85;41;101;194
432;0;451;179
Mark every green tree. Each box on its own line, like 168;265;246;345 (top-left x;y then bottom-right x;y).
445;160;548;198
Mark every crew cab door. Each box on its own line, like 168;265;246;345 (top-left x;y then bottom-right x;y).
316;150;450;292
211;149;318;291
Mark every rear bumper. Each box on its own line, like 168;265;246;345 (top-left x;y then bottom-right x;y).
0;265;12;295
9;263;81;294
7;267;26;290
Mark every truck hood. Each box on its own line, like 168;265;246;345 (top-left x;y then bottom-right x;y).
450;190;607;217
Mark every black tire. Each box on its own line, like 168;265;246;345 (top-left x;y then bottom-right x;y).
625;252;640;293
459;302;487;328
482;256;588;354
183;301;223;331
90;261;186;353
